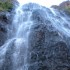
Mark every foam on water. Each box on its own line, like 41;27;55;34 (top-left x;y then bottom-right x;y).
0;1;33;70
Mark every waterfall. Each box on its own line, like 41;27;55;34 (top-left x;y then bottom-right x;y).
0;0;70;70
11;3;33;70
47;8;70;37
0;1;33;70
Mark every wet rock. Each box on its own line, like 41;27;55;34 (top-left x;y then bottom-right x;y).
31;9;47;23
0;23;7;46
0;12;11;46
0;12;11;24
29;23;46;51
0;31;7;46
28;8;70;70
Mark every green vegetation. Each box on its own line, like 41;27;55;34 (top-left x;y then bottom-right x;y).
64;6;70;13
59;1;70;13
0;0;13;11
52;1;70;13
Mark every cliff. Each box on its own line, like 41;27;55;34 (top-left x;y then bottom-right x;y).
0;1;70;70
52;1;70;14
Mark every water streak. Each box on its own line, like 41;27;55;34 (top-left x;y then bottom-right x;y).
0;1;33;70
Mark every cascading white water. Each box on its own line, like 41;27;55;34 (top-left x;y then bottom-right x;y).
10;2;33;70
0;1;33;70
46;8;70;37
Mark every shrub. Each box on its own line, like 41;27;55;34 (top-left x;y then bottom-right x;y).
0;0;13;11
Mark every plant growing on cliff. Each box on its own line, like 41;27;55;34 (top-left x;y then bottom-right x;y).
0;0;13;11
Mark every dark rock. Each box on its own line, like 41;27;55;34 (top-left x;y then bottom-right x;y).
28;8;70;70
0;12;11;24
0;22;7;46
29;23;46;51
55;66;69;70
51;5;59;9
0;12;12;46
31;9;47;23
0;31;7;46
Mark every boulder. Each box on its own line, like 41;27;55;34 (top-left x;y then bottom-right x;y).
28;8;70;70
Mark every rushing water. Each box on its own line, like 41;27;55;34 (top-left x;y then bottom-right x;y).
0;2;33;70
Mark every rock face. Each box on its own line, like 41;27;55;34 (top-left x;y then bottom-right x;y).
0;12;11;46
0;3;70;70
28;4;70;70
51;1;70;15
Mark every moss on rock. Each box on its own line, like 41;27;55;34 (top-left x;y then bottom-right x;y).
0;0;13;11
